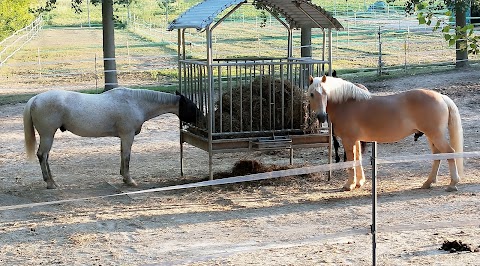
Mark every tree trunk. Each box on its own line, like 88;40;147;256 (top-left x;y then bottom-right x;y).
455;3;468;68
102;0;118;91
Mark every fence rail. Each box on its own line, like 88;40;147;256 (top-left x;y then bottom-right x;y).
0;16;43;67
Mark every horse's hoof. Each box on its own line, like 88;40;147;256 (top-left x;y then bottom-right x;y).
46;182;58;189
356;180;365;188
421;183;432;189
343;184;355;191
123;179;138;187
445;186;458;192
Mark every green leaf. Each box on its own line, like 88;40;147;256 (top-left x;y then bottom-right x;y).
445;10;452;16
448;39;456;46
442;25;451;33
444;34;451;41
418;16;426;25
417;2;427;10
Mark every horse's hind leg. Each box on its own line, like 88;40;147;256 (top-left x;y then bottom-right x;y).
428;136;460;192
421;139;441;189
120;134;137;187
354;141;366;188
37;136;58;189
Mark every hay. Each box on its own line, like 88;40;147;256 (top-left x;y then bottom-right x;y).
210;159;327;191
214;76;319;133
213;159;321;182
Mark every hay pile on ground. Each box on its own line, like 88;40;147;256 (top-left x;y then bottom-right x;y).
213;159;322;182
214;76;320;133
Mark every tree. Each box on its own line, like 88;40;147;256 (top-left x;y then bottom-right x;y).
0;0;35;41
35;0;134;91
404;0;479;67
156;0;177;24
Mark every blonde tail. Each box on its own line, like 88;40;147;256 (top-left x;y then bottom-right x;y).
23;97;37;161
442;95;464;177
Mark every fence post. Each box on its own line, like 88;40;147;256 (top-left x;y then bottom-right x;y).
371;141;378;266
37;48;42;78
377;27;383;75
404;28;409;72
95;53;98;92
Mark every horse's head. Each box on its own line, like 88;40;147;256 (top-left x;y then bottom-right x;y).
176;91;205;124
307;75;329;123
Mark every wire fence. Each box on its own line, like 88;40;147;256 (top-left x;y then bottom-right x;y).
0;12;479;91
0;16;43;67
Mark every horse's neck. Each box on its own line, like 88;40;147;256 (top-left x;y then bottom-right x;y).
326;100;352;123
133;90;179;120
328;82;371;104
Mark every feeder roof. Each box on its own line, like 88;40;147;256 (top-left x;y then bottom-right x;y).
167;0;343;31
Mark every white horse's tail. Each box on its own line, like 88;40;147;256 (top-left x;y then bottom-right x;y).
23;97;37;161
442;95;464;177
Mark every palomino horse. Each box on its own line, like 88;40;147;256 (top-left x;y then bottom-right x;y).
24;88;203;189
308;75;463;192
328;71;423;163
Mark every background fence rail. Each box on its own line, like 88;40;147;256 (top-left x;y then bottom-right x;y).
0;10;479;91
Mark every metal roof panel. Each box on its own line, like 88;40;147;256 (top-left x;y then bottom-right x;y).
167;0;246;31
167;0;343;31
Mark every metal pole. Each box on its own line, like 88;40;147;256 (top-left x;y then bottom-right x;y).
95;53;98;92
328;28;332;77
377;27;382;76
87;0;91;27
178;29;184;177
371;141;378;266
206;28;214;180
37;48;42;78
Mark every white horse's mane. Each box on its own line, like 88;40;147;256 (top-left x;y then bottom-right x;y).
317;76;371;103
115;88;179;105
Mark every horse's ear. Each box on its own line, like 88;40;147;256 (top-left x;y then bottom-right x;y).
321;75;327;83
175;90;181;96
309;75;314;85
332;70;337;77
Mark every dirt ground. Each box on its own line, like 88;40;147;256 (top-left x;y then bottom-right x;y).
0;67;479;265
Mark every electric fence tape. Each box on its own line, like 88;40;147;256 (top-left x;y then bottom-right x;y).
1;151;479;212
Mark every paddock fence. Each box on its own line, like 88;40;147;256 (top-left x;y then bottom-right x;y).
0;16;43;67
0;148;479;266
0;13;479;91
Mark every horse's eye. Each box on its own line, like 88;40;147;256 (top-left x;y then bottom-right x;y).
310;92;314;98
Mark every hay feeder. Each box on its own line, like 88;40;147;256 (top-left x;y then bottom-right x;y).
167;0;344;179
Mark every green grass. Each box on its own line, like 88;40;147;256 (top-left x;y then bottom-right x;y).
0;84;179;106
0;94;37;105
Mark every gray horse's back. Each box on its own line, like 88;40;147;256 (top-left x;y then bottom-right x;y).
30;90;128;137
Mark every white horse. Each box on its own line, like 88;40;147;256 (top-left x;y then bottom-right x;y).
23;88;203;188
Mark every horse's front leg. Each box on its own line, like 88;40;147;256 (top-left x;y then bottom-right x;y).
342;140;357;191
333;135;341;163
354;141;366;188
120;134;137;187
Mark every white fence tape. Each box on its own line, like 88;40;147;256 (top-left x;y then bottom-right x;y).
0;151;479;211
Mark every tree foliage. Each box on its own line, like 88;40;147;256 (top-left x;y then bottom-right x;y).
0;0;35;40
31;0;133;14
405;0;479;55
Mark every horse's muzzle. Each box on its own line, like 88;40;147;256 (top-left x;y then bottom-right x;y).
317;112;327;123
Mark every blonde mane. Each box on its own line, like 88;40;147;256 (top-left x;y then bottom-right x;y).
322;77;371;103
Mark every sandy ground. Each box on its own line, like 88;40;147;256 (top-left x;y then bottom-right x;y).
0;68;480;265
